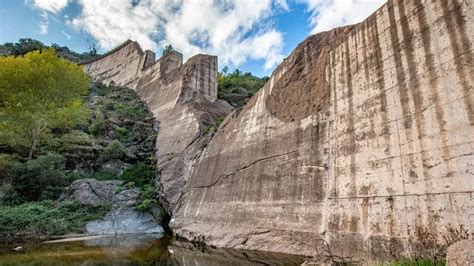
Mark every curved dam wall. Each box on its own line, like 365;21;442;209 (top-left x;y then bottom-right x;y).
82;0;473;260
171;0;473;260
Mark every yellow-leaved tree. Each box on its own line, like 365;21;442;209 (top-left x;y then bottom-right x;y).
0;48;90;159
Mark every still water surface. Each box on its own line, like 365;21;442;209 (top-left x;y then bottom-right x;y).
0;234;308;265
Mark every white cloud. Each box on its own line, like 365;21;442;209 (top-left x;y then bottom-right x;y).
30;0;69;34
31;0;69;14
302;0;386;34
62;30;71;39
70;0;287;70
38;12;48;34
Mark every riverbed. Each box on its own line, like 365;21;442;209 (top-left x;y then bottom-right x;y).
0;234;308;265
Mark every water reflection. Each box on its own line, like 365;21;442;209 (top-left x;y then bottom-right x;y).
0;234;307;265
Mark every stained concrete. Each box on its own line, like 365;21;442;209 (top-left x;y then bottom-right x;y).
82;0;473;260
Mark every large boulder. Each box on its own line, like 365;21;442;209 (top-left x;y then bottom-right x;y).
60;179;121;207
60;178;140;207
446;240;473;266
61;178;164;235
85;207;164;235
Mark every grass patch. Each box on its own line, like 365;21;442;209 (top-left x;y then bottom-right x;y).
379;258;445;266
0;200;109;240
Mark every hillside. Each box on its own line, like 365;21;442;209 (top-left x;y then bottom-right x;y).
0;38;98;63
0;79;160;239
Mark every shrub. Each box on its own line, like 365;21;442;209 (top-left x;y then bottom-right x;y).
215;115;226;128
0;200;109;239
90;82;111;96
9;153;68;202
102;140;126;160
59;130;93;152
91;170;117;181
0;184;22;205
90;112;106;137
116;103;148;119
121;163;155;188
115;127;130;142
136;184;161;213
137;198;154;212
0;154;16;182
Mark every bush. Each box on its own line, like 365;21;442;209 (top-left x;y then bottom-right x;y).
137;198;155;212
0;200;109;239
59;130;93;151
116;103;148;119
136;184;160;212
102;140;126;160
89;82;111;96
115;127;130;142
92;170;118;181
90;112;106;137
0;154;16;182
7;153;68;202
121;163;155;188
0;184;22;205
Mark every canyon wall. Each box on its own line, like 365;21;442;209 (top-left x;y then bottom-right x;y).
83;0;473;260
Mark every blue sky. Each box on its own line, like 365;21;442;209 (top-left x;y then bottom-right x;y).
0;0;385;77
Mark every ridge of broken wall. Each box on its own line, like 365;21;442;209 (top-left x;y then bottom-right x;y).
82;42;232;214
171;0;473;260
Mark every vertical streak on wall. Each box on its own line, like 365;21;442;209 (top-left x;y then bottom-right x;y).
439;0;473;125
344;41;357;198
398;0;436;229
331;47;339;199
385;2;416;234
415;0;452;189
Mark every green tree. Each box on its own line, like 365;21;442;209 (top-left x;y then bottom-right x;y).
221;66;229;76
1;38;46;56
9;153;67;202
0;48;90;159
162;44;174;56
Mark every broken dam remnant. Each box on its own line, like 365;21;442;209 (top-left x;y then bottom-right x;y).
82;0;473;260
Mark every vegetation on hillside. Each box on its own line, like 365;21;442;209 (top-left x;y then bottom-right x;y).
0;48;90;159
162;44;174;56
0;38;98;63
217;67;268;108
0;49;159;239
0;201;109;240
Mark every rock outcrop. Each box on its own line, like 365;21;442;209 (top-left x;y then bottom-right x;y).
85;208;164;235
82;0;473;260
61;179;164;235
60;179;126;207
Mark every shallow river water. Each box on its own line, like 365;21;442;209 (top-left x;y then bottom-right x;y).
0;234;308;265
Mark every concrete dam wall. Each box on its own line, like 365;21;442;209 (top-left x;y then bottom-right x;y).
83;0;473;260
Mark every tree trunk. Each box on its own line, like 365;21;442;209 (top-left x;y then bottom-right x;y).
27;121;46;160
28;135;38;160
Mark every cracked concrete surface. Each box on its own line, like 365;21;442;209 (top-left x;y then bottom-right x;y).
83;0;473;261
170;0;473;261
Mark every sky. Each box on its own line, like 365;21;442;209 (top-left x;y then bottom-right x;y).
0;0;386;77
